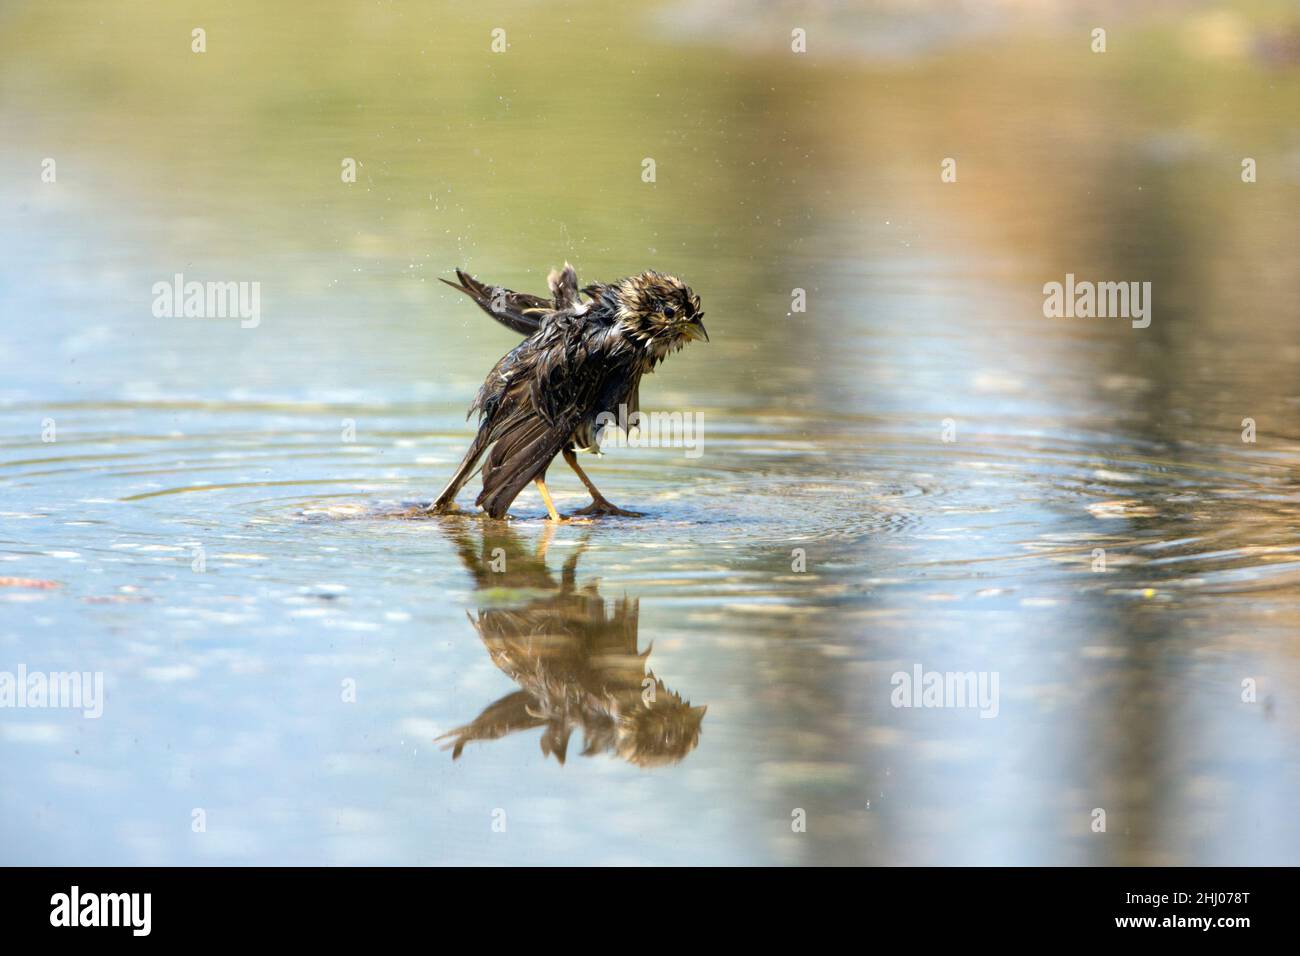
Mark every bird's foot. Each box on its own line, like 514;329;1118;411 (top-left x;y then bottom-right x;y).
569;498;644;518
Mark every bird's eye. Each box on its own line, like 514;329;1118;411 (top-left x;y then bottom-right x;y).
663;306;676;319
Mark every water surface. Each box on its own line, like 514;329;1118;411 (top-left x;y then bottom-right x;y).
2;1;1299;865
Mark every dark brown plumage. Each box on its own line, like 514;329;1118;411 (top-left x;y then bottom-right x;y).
430;263;707;519
436;522;706;767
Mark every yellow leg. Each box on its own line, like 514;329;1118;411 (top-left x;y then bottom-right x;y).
563;449;604;499
561;449;643;517
534;477;562;522
534;519;556;559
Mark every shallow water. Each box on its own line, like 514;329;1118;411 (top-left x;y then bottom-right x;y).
2;1;1300;864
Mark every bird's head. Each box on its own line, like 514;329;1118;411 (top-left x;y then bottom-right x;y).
611;272;708;360
610;677;707;768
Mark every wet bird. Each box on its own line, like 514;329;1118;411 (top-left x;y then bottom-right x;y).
435;521;707;767
429;263;707;520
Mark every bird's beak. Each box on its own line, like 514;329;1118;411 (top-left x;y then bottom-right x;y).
683;318;710;343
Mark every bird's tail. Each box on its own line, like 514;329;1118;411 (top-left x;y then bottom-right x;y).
547;263;580;310
429;424;492;512
476;417;571;519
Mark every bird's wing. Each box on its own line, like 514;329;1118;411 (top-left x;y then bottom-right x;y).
434;689;545;758
475;323;629;518
581;282;612;307
440;268;554;336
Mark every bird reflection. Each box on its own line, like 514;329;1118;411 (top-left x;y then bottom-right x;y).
437;520;706;767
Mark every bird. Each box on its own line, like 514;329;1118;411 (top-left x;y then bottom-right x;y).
429;263;708;520
435;520;707;767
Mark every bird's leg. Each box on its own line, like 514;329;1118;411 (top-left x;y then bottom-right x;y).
533;477;563;523
534;520;557;559
562;449;643;518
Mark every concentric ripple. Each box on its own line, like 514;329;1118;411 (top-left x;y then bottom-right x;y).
3;401;1298;603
